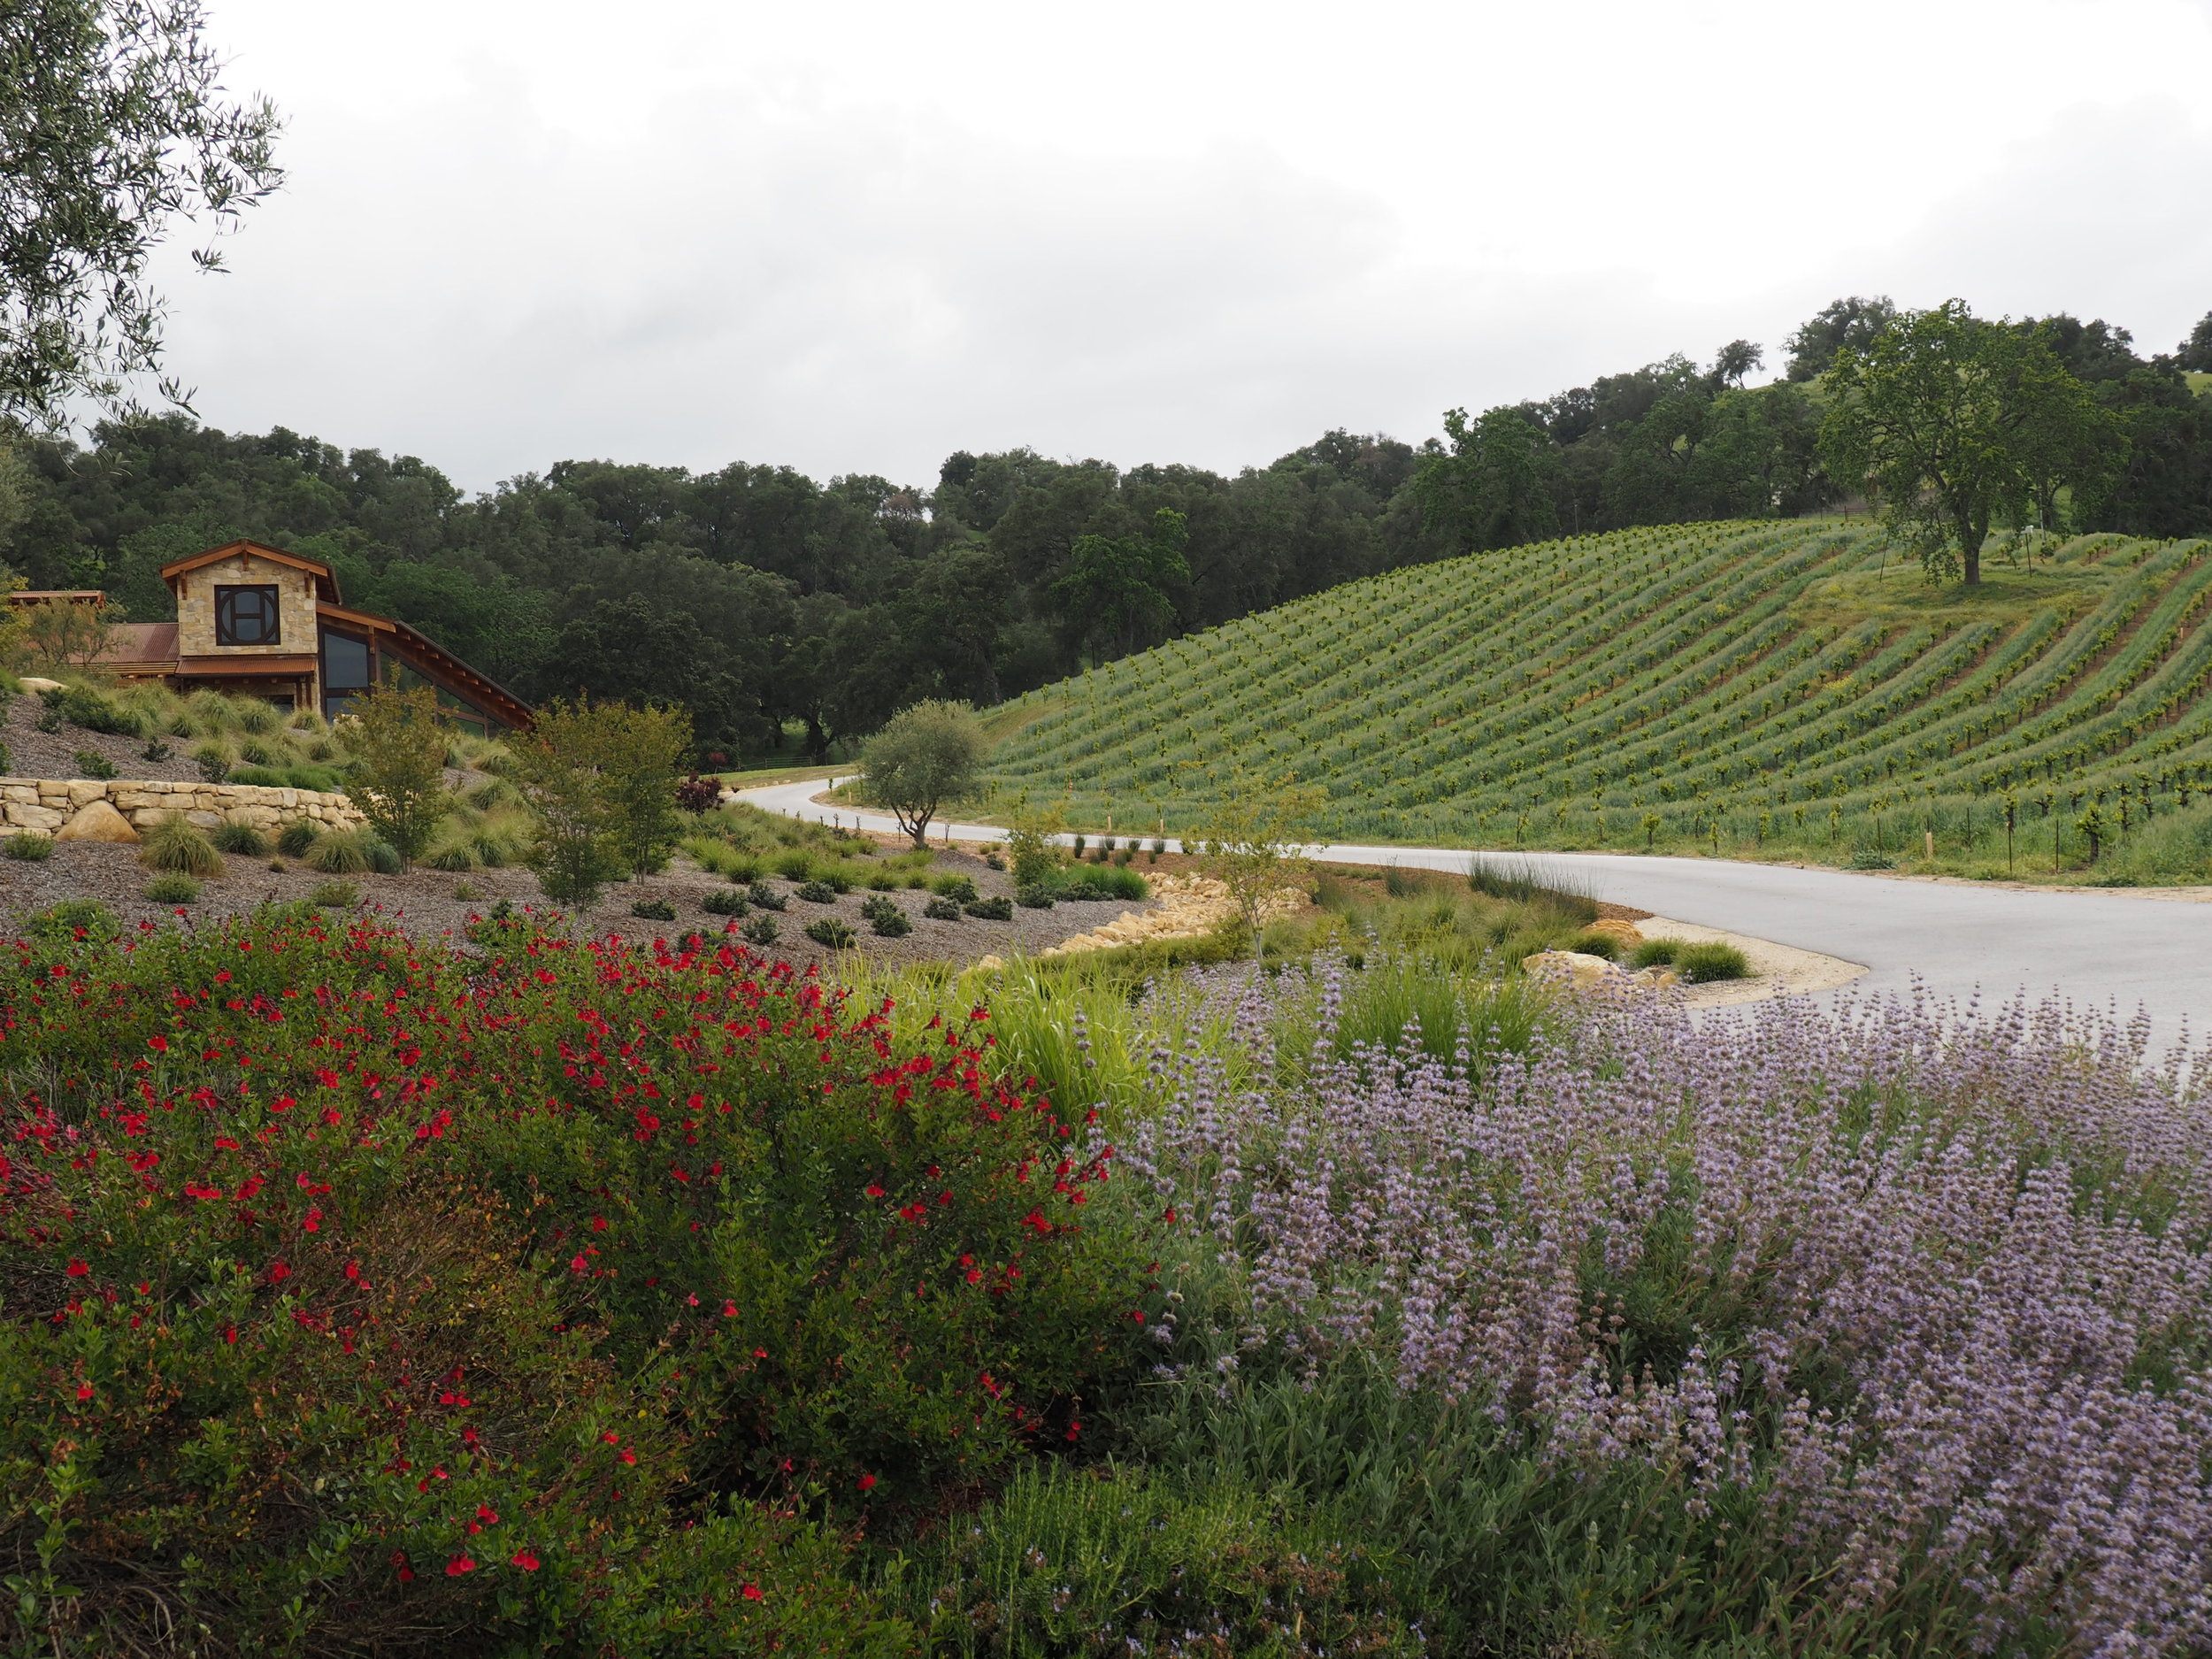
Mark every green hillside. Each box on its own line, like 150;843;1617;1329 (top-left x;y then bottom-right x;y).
984;519;2212;877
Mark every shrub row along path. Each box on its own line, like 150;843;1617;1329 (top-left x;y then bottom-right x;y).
737;777;2212;1056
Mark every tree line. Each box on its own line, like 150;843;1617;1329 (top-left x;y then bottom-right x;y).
1;297;2208;755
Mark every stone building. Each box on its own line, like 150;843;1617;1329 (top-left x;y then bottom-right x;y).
9;541;530;733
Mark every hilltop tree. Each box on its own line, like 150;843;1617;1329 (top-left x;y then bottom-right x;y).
1411;406;1561;553
1709;339;1763;390
2;0;284;423
1785;296;1899;381
1052;508;1189;661
2181;310;2212;373
1820;301;2112;584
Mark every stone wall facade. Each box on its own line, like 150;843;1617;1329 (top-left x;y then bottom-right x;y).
0;778;363;837
171;549;321;661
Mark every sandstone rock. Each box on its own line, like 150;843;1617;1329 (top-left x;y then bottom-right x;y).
7;803;65;832
66;780;107;807
56;798;140;844
972;954;1005;973
1522;949;1624;989
1633;965;1681;989
1584;918;1644;948
16;676;63;694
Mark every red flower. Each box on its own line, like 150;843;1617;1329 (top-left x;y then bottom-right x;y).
65;1259;89;1278
864;1183;885;1199
147;1035;167;1052
476;1503;499;1525
510;1549;540;1572
618;1445;637;1465
268;1262;292;1284
446;1554;476;1577
741;1582;764;1601
856;1472;877;1492
75;1383;93;1402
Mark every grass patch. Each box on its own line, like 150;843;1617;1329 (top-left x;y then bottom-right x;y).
138;814;224;878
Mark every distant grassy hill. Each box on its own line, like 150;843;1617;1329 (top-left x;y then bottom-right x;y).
984;519;2212;879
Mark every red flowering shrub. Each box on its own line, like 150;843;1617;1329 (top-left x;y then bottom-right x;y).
0;907;1157;1650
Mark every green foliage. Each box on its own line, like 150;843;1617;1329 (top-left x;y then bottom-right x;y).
861;895;911;937
702;887;749;916
71;746;116;780
3;832;53;861
211;817;270;856
275;818;319;856
928;874;979;903
747;881;785;911
910;1464;1419;1655
309;878;359;909
964;895;1013;921
340;681;449;866
1630;937;1681;969
0;0;282;422
804;916;857;948
1565;928;1620;959
24;897;118;944
191;741;231;783
1676;941;1751;982
296;827;367;873
795;879;837;903
629;897;677;922
506;697;626;906
56;682;139;735
1822;299;2116;582
857;698;983;847
922;895;961;921
138;812;222;876
1050;507;1192;660
1014;883;1055;910
142;871;201;904
740;913;780;946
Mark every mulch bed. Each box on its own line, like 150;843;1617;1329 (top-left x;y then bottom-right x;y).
0;841;1157;972
2;691;203;784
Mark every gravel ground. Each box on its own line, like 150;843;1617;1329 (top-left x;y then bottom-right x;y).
0;841;1158;971
2;690;203;782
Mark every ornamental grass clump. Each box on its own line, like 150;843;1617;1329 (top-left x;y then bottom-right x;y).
1118;964;2212;1655
139;812;224;877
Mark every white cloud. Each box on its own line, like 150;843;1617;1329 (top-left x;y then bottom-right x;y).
142;0;2212;490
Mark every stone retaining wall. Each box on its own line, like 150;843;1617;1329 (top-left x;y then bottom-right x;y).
0;777;363;838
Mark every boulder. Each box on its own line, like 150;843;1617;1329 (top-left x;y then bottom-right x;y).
56;798;140;844
1522;949;1624;989
1584;918;1644;948
1633;965;1681;989
16;676;64;694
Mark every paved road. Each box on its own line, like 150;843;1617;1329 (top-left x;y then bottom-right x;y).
736;777;2210;1054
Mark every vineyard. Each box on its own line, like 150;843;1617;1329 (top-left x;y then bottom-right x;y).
984;519;2212;878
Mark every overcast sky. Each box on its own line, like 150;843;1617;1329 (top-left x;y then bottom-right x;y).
146;0;2212;495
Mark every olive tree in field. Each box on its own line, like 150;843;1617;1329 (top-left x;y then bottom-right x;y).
1819;300;2113;585
1193;764;1326;962
859;700;983;848
2;0;284;422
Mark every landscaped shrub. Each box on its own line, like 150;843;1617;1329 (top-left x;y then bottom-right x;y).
923;896;961;922
342;682;451;867
1676;940;1751;982
3;832;53;861
212;818;272;856
703;887;749;916
861;895;910;937
57;681;140;736
72;748;117;780
747;880;786;910
1015;883;1056;910
143;872;202;904
964;895;1014;921
804;917;857;948
1056;865;1149;902
22;897;118;944
909;1464;1417;1655
192;742;232;783
360;834;403;876
1629;937;1681;969
674;773;722;814
740;913;780;946
139;813;224;877
311;878;360;908
774;849;815;882
0;737;10;772
141;737;172;762
1564;929;1620;959
631;898;678;922
276;819;319;856
795;879;837;904
239;736;278;767
303;830;372;874
927;874;979;903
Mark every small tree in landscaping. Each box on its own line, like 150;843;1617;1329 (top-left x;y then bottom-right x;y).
860;699;982;848
19;595;121;670
341;681;448;868
1193;764;1326;962
591;701;693;875
509;698;624;905
1002;795;1068;887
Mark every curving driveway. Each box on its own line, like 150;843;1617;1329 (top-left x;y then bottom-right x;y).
735;777;2210;1055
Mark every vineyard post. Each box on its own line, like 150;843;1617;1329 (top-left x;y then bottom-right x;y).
2002;790;2016;877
